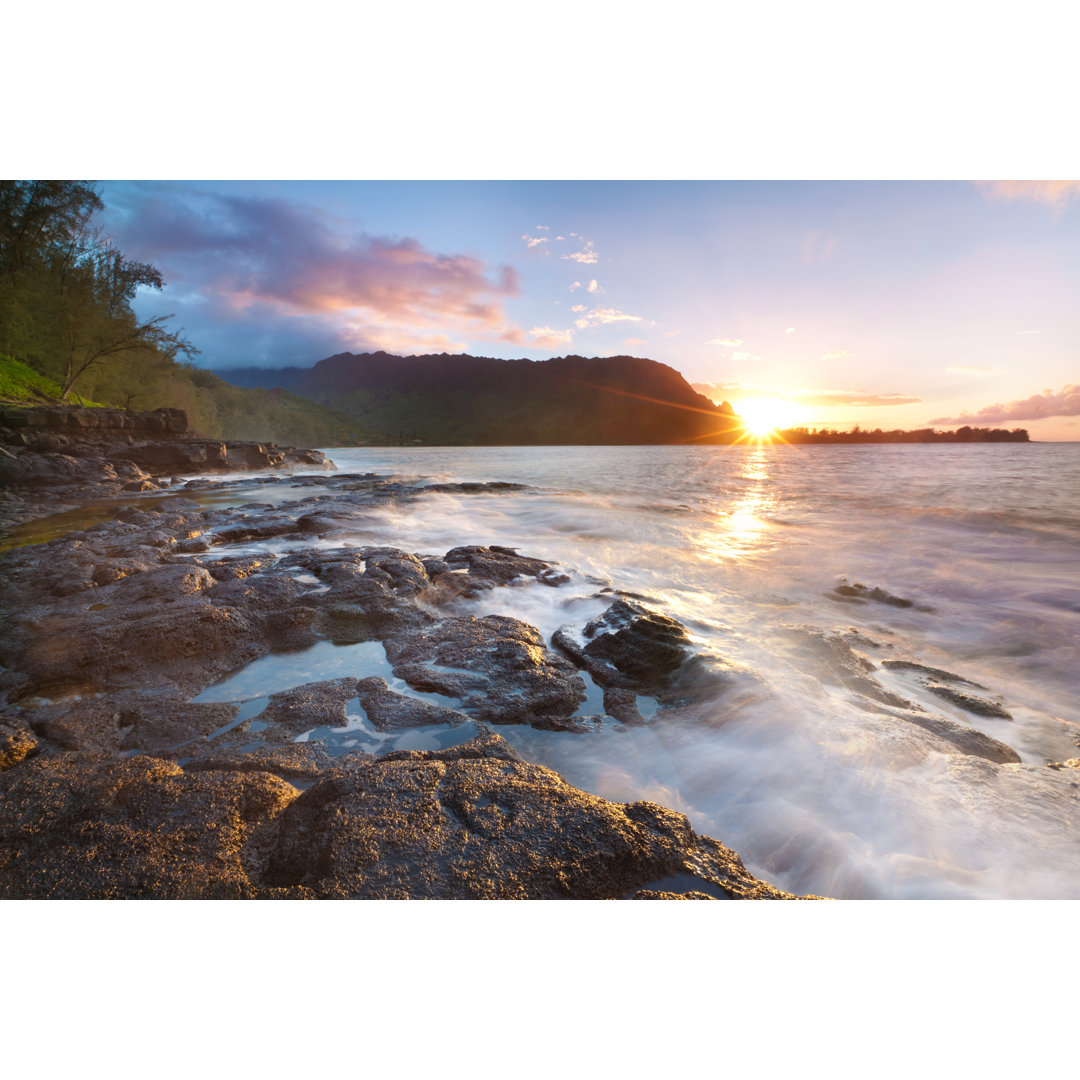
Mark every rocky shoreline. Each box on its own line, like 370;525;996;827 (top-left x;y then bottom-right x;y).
0;407;808;899
0;404;334;532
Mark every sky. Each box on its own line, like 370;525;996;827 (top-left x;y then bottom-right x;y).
100;180;1080;440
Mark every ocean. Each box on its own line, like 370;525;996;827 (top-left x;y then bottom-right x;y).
194;442;1080;899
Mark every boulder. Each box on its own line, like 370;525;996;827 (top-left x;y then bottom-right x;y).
554;599;693;692
263;733;803;899
385;614;586;726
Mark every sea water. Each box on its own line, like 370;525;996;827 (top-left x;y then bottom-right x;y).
189;443;1080;898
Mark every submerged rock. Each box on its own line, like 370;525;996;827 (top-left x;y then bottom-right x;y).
831;580;933;612
776;626;914;710
778;627;1022;764
925;685;1013;720
881;659;1013;720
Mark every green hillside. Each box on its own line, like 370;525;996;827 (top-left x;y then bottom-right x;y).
0;355;72;403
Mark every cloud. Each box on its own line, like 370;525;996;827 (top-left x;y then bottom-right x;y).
947;365;994;375
821;350;851;360
105;184;524;367
357;326;471;355
707;338;743;347
587;279;602;294
794;391;921;407
522;234;550;250
801;229;835;264
562;240;598;264
691;382;920;409
662;329;682;338
529;325;573;348
785;326;796;334
975;180;1080;211
569;281;583;291
535;225;549;231
570;304;586;312
573;306;642;330
931;382;1080;425
623;337;648;347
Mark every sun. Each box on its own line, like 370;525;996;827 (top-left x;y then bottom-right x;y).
737;397;801;437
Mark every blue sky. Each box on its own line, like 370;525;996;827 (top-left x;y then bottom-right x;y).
101;180;1080;439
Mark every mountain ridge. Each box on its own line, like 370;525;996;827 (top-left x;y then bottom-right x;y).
216;352;740;445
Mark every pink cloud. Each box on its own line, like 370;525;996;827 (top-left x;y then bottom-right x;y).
111;187;525;352
691;382;919;408
976;181;1080;211
801;229;835;264
932;382;1080;425
353;326;471;355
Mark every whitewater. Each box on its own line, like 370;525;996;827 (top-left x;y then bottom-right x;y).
188;442;1080;899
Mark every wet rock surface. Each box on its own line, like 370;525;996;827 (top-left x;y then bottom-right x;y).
0;458;813;898
554;598;693;692
3;434;1049;900
777;626;1022;765
830;579;934;612
262;733;800;899
385;615;587;727
0;732;803;899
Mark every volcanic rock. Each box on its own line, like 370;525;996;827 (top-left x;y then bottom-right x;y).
554;599;693;692
384;614;587;726
263;733;802;899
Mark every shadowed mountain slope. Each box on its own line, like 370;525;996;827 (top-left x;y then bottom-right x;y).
217;352;739;445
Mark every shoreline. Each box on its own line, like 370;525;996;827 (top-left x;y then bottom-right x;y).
0;408;808;899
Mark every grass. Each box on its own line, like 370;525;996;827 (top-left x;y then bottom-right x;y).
0;355;65;402
0;355;107;407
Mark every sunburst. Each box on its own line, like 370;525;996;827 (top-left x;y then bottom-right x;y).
736;397;801;439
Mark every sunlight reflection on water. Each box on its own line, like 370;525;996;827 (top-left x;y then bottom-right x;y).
703;448;779;563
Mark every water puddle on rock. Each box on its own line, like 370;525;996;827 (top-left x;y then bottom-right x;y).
193;640;397;703
296;697;482;756
193;637;478;757
0;495;172;552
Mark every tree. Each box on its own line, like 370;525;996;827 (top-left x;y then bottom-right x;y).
52;231;198;399
0;180;197;399
0;180;103;282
